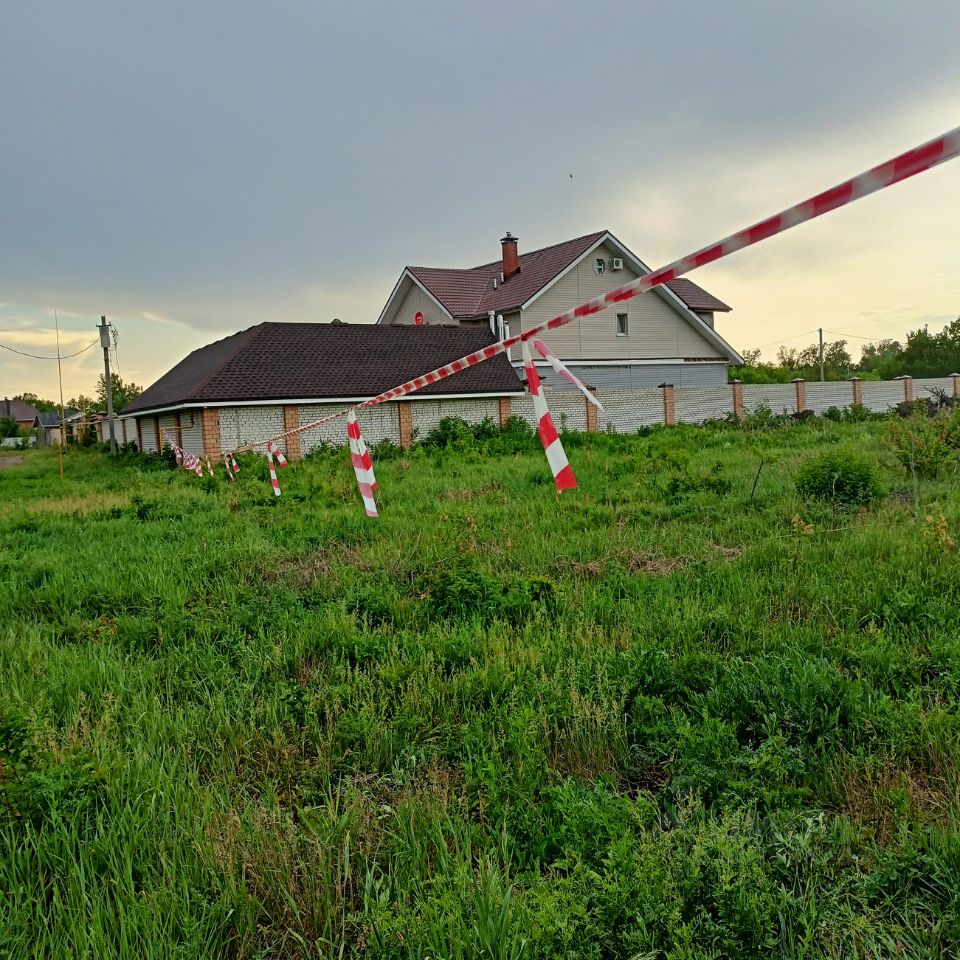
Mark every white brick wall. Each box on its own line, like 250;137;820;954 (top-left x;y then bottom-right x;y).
411;398;501;439
218;406;286;454
594;389;663;432
676;387;733;424
298;403;401;454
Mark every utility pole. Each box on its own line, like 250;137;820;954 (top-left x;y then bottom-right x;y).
818;327;825;382
98;316;117;455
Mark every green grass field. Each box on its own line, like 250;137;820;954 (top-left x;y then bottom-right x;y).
2;415;960;959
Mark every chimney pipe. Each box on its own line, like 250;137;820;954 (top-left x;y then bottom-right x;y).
501;232;519;280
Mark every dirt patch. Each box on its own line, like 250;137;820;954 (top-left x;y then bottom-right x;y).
0;456;23;469
713;544;743;561
623;551;692;575
267;542;372;588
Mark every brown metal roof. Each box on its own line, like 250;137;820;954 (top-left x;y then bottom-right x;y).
122;322;524;415
405;230;731;318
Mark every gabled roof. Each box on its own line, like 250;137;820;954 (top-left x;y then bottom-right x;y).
36;411;65;427
2;398;40;421
398;230;732;320
122;322;524;415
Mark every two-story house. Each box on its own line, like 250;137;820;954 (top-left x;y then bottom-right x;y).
376;230;742;388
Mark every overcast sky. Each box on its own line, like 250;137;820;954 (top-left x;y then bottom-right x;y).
2;1;959;400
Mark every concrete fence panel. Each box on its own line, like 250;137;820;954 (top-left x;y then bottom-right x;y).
804;382;854;414
676;387;734;424
594;389;663;432
741;385;795;416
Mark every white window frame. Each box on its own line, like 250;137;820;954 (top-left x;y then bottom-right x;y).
616;313;628;337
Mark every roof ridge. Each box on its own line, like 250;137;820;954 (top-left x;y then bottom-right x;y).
469;229;607;271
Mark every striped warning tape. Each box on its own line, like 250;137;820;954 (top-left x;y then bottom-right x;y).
226;126;960;456
267;450;281;497
347;410;378;517
532;339;603;410
522;340;576;491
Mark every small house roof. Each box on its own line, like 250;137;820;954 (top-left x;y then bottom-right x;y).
122;322;524;415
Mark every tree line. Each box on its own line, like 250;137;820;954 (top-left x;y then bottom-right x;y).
732;318;960;383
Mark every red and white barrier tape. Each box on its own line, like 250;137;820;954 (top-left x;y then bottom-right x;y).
230;454;240;475
267;441;288;467
532;339;604;410
226;126;960;457
347;410;378;517
522;341;576;491
223;454;236;481
267;450;281;497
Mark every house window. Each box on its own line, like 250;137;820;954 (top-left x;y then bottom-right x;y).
616;313;628;336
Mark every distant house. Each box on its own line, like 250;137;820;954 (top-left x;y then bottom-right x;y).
34;411;67;446
121;322;523;459
1;397;40;432
376;230;741;388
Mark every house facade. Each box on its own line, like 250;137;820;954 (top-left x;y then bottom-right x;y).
377;230;741;388
120;322;524;458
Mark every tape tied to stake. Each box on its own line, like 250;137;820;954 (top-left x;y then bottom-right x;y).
522;341;576;492
347;410;378;517
266;450;281;497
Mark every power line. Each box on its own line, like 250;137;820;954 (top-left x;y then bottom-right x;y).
823;329;885;342
751;328;820;351
0;337;99;360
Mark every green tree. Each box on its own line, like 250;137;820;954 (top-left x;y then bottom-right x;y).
13;392;58;412
899;318;960;378
96;373;142;412
0;416;20;439
857;339;903;380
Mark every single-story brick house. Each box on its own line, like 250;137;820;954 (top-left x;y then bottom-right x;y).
377;229;742;388
120;322;524;458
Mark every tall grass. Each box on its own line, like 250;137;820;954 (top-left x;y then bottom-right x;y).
1;417;959;958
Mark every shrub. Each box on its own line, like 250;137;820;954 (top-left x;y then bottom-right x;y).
795;450;881;505
888;410;960;479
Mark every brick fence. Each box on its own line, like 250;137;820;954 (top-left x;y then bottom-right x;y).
130;374;960;460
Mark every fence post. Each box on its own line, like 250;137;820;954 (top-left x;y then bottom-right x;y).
731;379;744;420
895;374;913;403
283;405;301;461
498;397;512;429
849;376;862;408
585;389;599;432
397;401;414;449
201;408;221;458
791;378;806;414
658;383;676;426
951;373;960;399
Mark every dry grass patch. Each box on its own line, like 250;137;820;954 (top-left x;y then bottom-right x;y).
832;760;958;845
0;491;129;519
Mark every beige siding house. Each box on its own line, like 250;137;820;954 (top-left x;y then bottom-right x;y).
377;230;741;388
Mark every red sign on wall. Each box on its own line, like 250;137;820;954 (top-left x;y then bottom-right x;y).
414;311;424;325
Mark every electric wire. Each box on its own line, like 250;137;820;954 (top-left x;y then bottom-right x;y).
0;338;99;360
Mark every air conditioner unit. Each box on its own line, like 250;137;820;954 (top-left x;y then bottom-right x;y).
609;258;624;271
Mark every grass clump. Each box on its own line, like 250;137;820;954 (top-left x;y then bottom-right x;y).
795;449;881;505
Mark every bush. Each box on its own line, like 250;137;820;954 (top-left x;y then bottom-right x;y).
795;450;881;505
888;410;960;479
